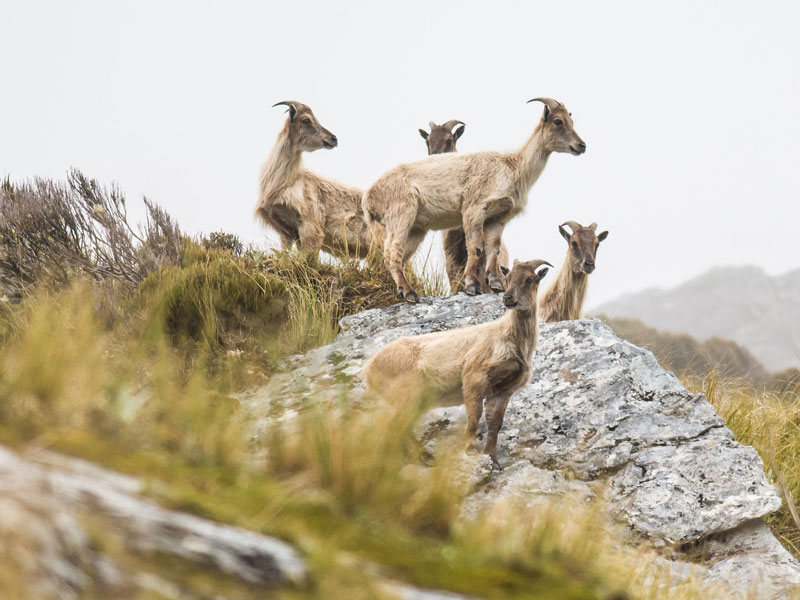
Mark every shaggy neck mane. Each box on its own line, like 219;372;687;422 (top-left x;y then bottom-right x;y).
259;123;303;204
502;303;539;360
543;255;588;320
514;122;551;196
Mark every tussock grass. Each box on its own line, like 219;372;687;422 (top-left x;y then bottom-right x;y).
0;277;767;599
0;172;782;597
687;373;800;557
266;398;464;534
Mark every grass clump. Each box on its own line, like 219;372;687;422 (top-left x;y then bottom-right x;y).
689;374;800;558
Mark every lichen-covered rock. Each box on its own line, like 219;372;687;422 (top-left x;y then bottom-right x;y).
249;293;800;599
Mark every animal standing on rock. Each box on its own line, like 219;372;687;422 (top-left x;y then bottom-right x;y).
539;221;608;322
255;101;382;259
364;259;552;466
364;97;584;303
419;120;510;293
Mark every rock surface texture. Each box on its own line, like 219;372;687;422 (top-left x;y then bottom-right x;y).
248;293;800;599
0;445;308;599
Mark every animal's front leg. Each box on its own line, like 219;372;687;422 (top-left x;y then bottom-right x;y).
484;395;511;468
483;221;506;293
297;220;324;259
462;370;488;453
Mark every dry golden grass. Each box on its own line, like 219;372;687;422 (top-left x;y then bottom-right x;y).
686;373;800;558
0;247;794;598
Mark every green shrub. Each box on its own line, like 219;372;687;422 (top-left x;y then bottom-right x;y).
138;242;288;354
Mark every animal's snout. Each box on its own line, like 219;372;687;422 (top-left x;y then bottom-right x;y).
569;139;586;155
323;134;338;148
583;259;595;273
503;293;518;308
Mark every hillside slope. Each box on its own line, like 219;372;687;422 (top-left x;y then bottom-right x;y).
591;265;800;371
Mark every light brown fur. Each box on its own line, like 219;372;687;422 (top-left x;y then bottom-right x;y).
539;221;608;322
255;101;383;259
419;120;510;293
364;98;584;303
365;259;551;465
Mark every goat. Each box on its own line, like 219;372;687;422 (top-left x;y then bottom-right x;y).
365;97;584;303
419;119;466;155
255;101;382;259
539;221;608;322
419;120;512;294
365;259;551;466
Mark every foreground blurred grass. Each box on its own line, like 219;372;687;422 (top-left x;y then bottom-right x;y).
0;239;732;599
0;170;788;597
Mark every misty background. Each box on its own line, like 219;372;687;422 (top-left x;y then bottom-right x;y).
1;0;798;308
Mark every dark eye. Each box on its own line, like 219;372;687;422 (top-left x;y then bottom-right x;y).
571;240;579;249
445;140;452;149
526;276;534;284
302;117;312;125
553;118;564;127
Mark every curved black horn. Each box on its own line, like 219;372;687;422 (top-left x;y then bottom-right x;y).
560;220;583;233
272;101;298;122
442;120;465;131
527;259;554;271
527;97;563;110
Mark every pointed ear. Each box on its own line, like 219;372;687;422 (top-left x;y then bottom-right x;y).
542;105;551;123
453;125;465;140
559;225;570;242
513;258;520;267
535;267;550;281
597;231;609;243
419;129;429;141
499;265;510;276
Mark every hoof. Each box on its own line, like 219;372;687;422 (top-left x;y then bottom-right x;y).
489;456;502;470
487;277;505;293
464;280;481;296
403;289;420;304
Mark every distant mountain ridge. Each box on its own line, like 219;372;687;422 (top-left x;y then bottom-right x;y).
591;265;800;372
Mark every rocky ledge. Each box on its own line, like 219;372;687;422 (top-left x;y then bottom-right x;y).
245;293;800;599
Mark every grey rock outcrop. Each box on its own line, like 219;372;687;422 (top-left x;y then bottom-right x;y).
0;445;308;599
250;293;800;599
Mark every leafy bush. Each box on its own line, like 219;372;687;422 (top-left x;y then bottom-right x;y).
201;230;244;256
138;242;288;355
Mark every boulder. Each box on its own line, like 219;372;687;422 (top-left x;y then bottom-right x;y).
251;293;800;598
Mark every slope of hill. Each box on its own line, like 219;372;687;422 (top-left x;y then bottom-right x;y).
591;266;800;371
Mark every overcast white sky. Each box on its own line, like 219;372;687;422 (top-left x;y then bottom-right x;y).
1;1;798;306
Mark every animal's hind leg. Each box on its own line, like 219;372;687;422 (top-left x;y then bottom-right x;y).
483;221;506;293
384;211;420;303
484;395;511;467
461;206;486;296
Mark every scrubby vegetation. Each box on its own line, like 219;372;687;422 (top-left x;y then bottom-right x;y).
601;316;768;384
0;172;797;598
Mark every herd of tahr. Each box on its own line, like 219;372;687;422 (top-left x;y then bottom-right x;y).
256;98;609;467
